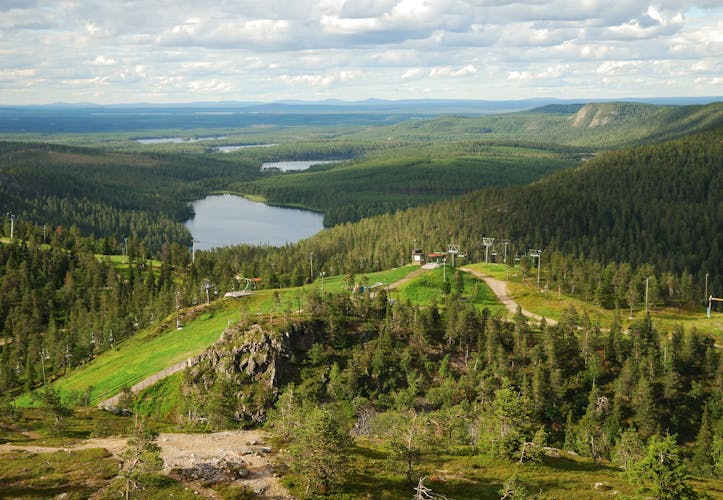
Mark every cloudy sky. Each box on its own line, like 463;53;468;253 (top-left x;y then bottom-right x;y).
1;0;721;104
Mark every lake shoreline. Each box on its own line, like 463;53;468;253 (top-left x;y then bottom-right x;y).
184;193;325;250
206;190;327;217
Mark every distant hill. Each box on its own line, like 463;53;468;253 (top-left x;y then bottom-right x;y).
263;126;722;294
1;98;720;134
350;101;723;149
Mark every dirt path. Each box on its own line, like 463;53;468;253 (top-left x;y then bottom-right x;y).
158;430;289;498
97;357;198;409
461;266;557;326
0;429;291;499
387;266;430;291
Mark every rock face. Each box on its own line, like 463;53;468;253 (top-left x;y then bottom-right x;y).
173;458;250;482
186;321;318;424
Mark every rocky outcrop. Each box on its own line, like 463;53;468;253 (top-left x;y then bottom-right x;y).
172;458;250;482
185;321;319;424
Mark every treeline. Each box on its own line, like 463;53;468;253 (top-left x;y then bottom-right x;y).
0;141;261;252
180;289;722;495
199;127;721;303
236;151;575;225
0;232;203;395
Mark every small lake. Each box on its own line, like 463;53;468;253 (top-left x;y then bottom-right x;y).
261;160;340;171
214;144;278;153
185;194;324;249
135;136;226;144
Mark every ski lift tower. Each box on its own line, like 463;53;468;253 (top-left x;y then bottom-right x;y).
192;240;200;264
482;237;495;263
6;212;16;241
529;249;542;292
201;279;217;304
708;295;723;318
448;244;460;267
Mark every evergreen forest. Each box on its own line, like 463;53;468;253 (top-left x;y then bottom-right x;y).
0;101;721;499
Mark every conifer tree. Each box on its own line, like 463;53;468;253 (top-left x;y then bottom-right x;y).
631;434;696;500
287;406;352;495
691;404;714;475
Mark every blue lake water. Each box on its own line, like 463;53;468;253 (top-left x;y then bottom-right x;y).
261;160;340;171
135;136;226;144
214;144;278;153
185;194;324;249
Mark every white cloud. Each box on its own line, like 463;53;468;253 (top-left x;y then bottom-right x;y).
91;55;116;65
508;71;532;80
595;60;642;75
321;15;378;34
429;64;478;78
84;22;111;37
280;70;362;87
401;67;424;79
0;0;721;103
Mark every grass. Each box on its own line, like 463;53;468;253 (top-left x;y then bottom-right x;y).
97;474;200;500
464;262;723;340
283;436;720;499
393;267;505;314
314;265;423;294
0;447;119;499
133;371;184;421
304;438;723;499
0;407;138;447
16;300;244;407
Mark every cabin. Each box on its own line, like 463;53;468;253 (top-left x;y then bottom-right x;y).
411;248;425;265
427;252;447;264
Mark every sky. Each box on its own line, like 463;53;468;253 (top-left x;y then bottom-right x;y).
1;1;722;105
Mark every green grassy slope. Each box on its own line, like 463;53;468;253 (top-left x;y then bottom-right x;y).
16;301;243;406
14;265;452;407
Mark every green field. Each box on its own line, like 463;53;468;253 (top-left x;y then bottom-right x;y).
13;265;428;407
280;436;723;499
17;301;243;406
393;266;505;314
464;262;723;339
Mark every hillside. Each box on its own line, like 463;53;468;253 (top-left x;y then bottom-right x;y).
202;126;722;309
2;102;720;237
1;115;722;498
347;101;723;148
230;102;723;224
0;142;265;251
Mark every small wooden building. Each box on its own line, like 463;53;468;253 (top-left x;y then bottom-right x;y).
412;248;425;265
427;252;447;264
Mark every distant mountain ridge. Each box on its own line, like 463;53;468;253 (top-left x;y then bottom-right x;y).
1;98;720;134
356;101;723;149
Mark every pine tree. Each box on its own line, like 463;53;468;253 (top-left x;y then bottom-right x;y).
631;434;696;500
613;427;644;472
118;417;163;500
632;373;657;438
286;406;352;495
691;404;714;475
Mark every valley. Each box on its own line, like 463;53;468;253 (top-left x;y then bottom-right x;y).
0;100;722;499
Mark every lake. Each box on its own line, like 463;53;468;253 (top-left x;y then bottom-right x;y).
135;136;226;144
214;144;278;153
184;194;324;249
261;160;340;171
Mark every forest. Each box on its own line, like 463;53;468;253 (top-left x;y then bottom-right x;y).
0;101;722;498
